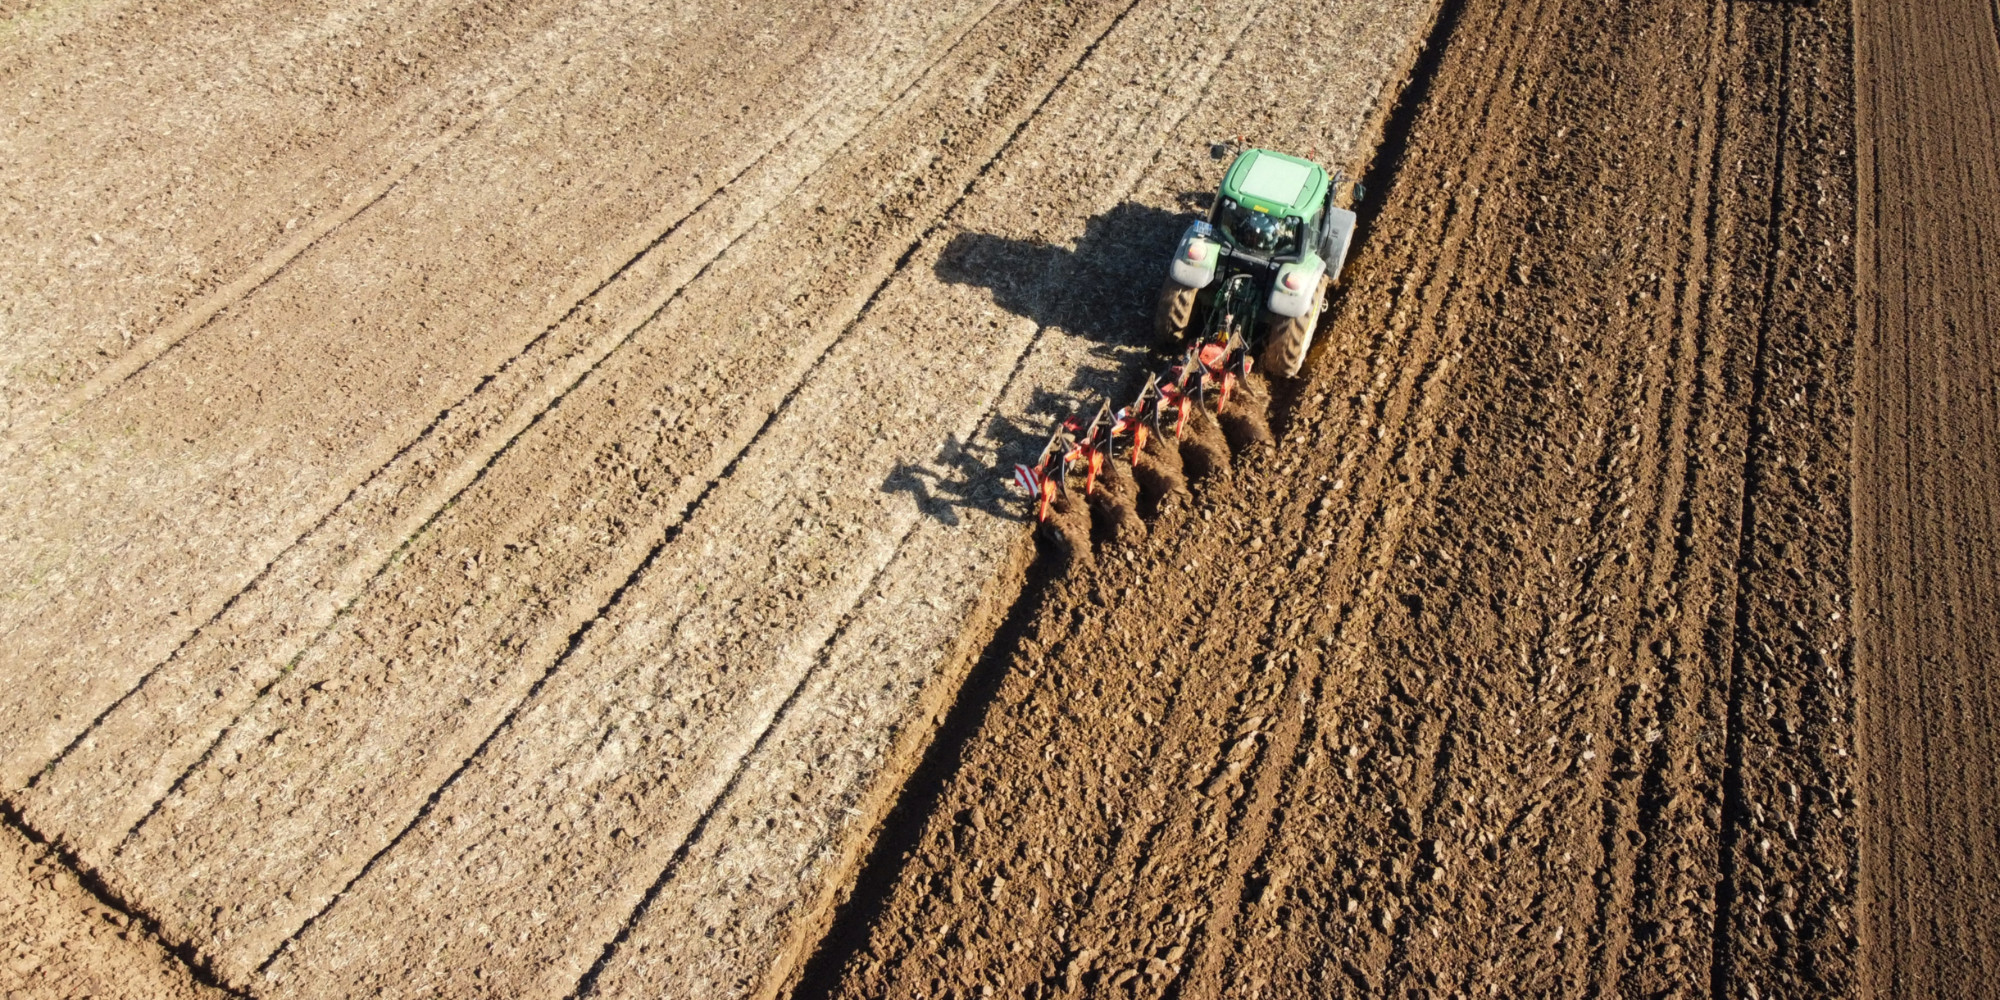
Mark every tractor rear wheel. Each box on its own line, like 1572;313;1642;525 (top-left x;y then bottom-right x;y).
1155;279;1198;348
1259;275;1329;378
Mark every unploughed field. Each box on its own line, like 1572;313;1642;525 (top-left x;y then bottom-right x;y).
1;0;1995;998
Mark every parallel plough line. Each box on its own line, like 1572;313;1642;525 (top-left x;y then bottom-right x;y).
250;0;1162;979
32;0;1008;810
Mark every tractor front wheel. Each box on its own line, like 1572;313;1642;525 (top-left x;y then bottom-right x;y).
1155;279;1198;348
1259;275;1329;378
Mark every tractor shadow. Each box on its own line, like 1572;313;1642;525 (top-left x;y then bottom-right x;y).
888;201;1208;526
931;199;1195;353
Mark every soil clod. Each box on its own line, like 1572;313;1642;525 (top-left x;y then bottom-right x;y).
1178;412;1232;482
1087;463;1145;547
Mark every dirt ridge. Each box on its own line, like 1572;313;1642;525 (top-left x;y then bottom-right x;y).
803;0;1861;996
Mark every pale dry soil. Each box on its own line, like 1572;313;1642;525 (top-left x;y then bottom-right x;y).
0;822;224;1000
0;0;1436;996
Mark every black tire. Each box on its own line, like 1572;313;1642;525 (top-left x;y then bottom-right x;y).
1155;279;1198;347
1259;275;1328;378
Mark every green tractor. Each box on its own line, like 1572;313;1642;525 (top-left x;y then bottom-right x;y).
1155;148;1359;378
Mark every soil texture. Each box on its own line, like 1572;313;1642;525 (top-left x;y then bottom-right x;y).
0;0;1438;995
5;0;1996;995
0;820;224;1000
1852;0;2000;995
802;0;1869;996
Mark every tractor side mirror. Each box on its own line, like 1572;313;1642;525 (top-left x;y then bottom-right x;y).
1353;181;1368;204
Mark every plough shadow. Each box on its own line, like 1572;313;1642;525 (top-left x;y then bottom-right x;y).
882;391;1077;527
889;199;1211;525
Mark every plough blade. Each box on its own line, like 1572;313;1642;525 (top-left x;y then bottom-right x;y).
1009;325;1258;520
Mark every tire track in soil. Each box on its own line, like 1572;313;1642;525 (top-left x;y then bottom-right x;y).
0;0;886;793
805;0;1860;995
251;4;1153;988
0;0;582;443
1613;1;1735;993
250;0;1304;992
1144;0;1579;986
1568;0;1725;986
1705;3;1860;997
1213;0;1854;992
1165;0;1605;985
1709;7;1800;997
78;1;1168;984
19;0;1010;855
39;77;526;432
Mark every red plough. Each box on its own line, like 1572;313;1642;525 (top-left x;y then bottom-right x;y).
1013;328;1253;523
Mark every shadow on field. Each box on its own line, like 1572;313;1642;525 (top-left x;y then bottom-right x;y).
932;200;1187;348
884;388;1086;526
888;201;1199;526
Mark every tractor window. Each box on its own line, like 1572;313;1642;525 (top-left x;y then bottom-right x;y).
1212;199;1303;259
1211;198;1248;245
1273;216;1303;258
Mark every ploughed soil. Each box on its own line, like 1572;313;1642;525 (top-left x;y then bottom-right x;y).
1852;0;2000;996
799;0;1882;996
0;821;224;1000
4;0;1997;994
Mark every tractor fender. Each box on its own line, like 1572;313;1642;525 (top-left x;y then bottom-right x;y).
1319;206;1357;283
1268;254;1327;318
1168;220;1220;289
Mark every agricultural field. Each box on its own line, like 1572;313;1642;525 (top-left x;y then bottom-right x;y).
1;0;1994;998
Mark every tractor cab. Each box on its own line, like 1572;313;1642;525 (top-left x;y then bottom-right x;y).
1155;147;1359;379
1211;148;1331;265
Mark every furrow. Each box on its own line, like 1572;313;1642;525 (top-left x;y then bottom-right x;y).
1618;1;1740;993
92;0;1159;988
255;0;1266;993
1708;8;1797;996
0;0;890;797
38;79;527;433
19;0;1009;852
0;0;588;441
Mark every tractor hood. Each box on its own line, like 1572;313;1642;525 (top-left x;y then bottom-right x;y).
1218;148;1329;220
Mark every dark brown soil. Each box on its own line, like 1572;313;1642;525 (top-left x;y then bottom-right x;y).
1089;464;1147;549
1217;375;1277;454
800;0;1870;996
1176;412;1232;484
1852;0;2000;995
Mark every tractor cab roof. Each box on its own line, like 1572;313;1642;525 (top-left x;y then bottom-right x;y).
1218;148;1329;220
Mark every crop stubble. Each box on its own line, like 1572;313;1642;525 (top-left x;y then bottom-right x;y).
0;0;578;433
9;0;1988;995
23;0;1117;986
0;0;884;789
